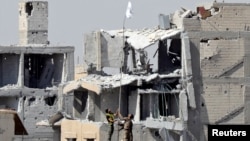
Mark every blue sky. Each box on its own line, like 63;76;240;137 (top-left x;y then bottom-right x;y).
0;0;249;64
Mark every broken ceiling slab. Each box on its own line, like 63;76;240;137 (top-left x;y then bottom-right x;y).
0;46;74;54
138;88;181;94
103;28;181;50
63;72;182;95
0;85;58;97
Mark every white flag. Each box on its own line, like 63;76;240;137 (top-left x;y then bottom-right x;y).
125;1;133;19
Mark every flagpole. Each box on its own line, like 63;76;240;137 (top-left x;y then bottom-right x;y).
119;0;131;115
118;2;132;140
119;14;126;115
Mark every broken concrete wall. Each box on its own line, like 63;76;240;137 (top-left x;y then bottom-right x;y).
199;38;245;125
19;1;48;45
200;39;244;78
244;86;250;123
0;46;74;141
100;32;124;68
182;3;250;140
183;18;201;32
200;4;250;31
16;95;59;141
183;37;201;141
201;84;244;123
84;31;123;72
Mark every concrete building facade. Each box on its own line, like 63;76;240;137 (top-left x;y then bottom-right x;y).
0;0;74;141
1;1;250;141
60;2;250;141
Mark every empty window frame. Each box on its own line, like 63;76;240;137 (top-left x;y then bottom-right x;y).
24;54;64;88
158;39;181;74
0;54;19;87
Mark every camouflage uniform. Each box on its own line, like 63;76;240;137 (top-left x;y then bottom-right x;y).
123;119;133;141
106;113;115;141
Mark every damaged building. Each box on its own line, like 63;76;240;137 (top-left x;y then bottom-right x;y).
0;0;74;141
1;1;250;141
60;1;250;141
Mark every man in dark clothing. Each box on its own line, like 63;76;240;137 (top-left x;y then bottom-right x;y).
105;108;117;141
118;111;134;141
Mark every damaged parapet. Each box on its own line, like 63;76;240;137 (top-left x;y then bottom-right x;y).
19;0;48;45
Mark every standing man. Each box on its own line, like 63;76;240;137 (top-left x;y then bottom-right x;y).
105;108;117;141
118;111;134;141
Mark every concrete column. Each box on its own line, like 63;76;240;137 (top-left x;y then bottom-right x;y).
62;54;67;83
62;51;74;82
96;31;102;71
134;93;140;122
179;90;188;121
67;52;75;81
182;35;192;76
18;53;24;87
149;94;153;118
57;84;64;111
180;130;187;141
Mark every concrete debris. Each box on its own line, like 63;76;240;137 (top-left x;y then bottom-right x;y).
63;71;182;95
36;119;50;126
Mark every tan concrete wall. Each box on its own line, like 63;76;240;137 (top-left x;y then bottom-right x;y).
74;65;88;80
201;6;250;31
200;39;245;78
61;119;100;141
200;38;246;125
0;113;15;141
201;83;244;123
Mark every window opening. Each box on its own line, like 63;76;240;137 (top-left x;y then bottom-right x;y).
25;2;33;16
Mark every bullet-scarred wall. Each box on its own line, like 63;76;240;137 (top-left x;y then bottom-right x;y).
19;1;48;45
